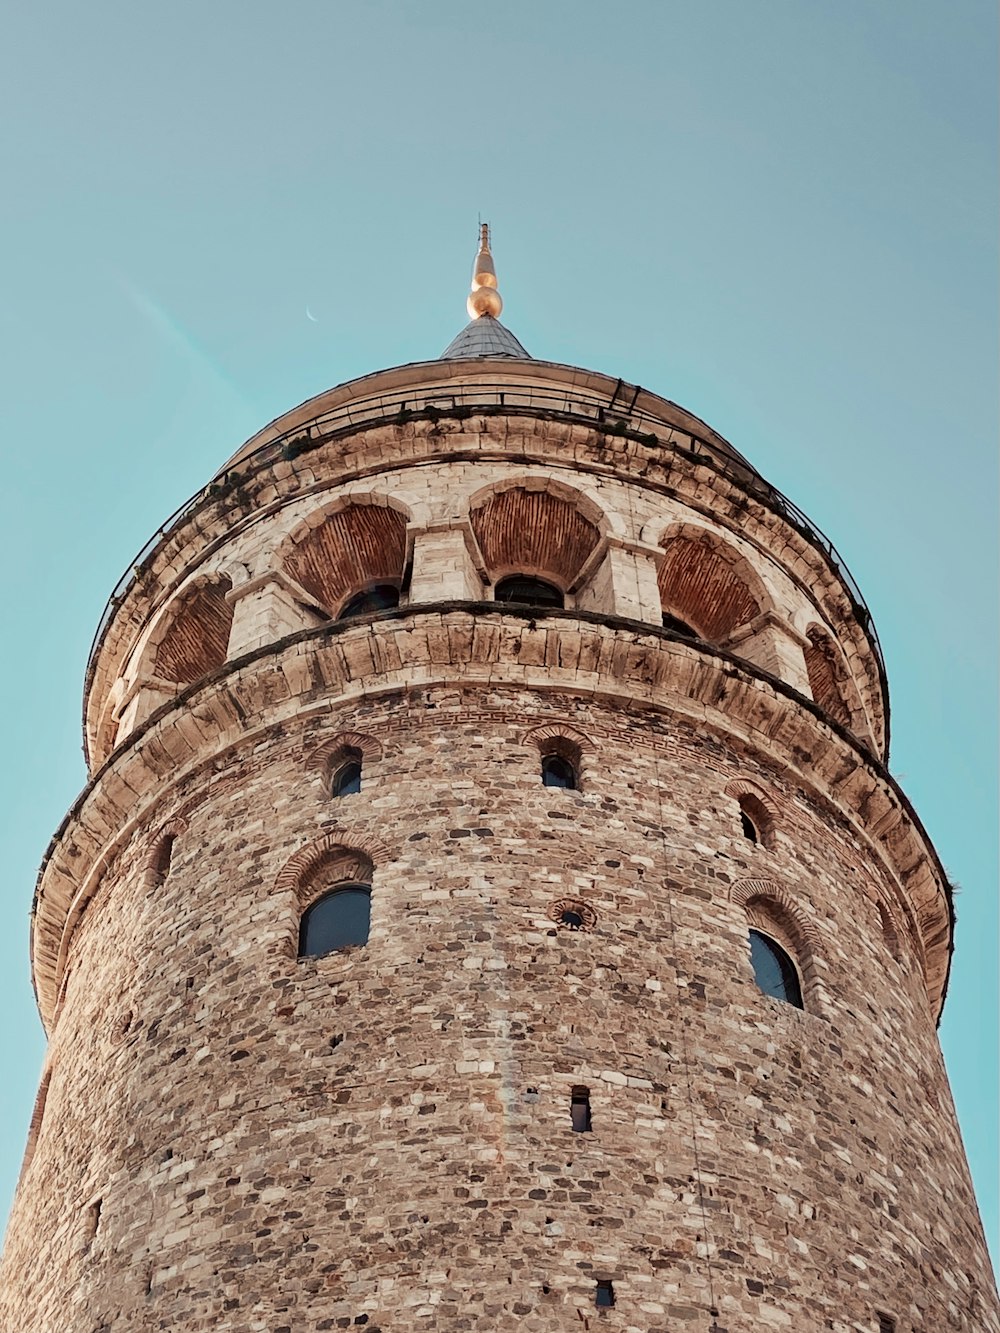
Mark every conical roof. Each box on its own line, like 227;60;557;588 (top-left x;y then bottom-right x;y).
440;315;530;360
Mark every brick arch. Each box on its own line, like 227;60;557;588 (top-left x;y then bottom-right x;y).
151;574;234;686
729;877;822;955
275;832;392;909
724;778;779;846
518;722;597;755
468;479;605;590
281;495;411;618
306;731;384;775
804;624;857;731
656;524;769;642
144;816;189;888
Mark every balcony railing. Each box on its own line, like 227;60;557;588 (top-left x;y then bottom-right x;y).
84;376;885;695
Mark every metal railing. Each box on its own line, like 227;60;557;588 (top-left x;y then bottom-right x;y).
84;376;885;689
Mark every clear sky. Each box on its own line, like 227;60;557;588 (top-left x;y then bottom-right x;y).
0;0;996;1273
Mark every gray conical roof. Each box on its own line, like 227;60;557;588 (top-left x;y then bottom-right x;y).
440;315;531;360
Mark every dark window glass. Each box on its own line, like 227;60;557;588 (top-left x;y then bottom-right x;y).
595;1280;615;1308
571;1087;592;1132
331;760;362;797
541;754;577;789
338;585;400;620
740;810;758;843
661;612;698;638
494;575;564;608
299;886;371;958
749;929;803;1008
560;908;584;930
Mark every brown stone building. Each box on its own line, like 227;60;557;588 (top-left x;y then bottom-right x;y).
1;230;997;1331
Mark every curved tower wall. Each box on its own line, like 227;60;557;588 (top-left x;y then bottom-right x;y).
2;352;996;1332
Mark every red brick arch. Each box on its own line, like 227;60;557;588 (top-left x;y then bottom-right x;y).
275;832;392;909
151;575;234;685
656;524;770;643
281;495;412;618
469;479;606;590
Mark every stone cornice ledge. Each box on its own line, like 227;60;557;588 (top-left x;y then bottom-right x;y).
34;604;951;1031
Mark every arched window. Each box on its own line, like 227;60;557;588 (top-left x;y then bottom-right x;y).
299;885;371;958
494;575;564;608
748;929;803;1008
733;791;773;849
661;612;698;638
330;747;363;797
338;584;400;620
541;753;577;789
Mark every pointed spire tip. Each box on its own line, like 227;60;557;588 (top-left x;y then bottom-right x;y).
468;221;502;318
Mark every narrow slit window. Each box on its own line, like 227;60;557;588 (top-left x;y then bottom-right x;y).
87;1198;103;1239
331;748;363;797
570;1086;592;1133
152;834;176;886
877;1316;897;1333
542;753;577;789
595;1279;615;1308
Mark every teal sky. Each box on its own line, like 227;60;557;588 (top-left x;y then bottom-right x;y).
1;0;996;1272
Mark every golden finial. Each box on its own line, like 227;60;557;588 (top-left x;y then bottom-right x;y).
467;222;503;319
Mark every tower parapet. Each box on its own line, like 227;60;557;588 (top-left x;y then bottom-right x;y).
4;234;996;1332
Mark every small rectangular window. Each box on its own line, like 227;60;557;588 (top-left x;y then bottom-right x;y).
570;1086;592;1133
595;1279;615;1308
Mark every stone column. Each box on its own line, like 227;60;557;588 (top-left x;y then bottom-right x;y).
226;570;327;657
407;521;485;604
574;537;663;624
725;611;811;695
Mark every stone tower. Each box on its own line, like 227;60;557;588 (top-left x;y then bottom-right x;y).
2;230;996;1333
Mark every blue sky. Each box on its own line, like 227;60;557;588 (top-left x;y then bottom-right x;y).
0;0;996;1272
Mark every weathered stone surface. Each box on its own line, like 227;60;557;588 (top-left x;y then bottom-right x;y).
2;359;995;1332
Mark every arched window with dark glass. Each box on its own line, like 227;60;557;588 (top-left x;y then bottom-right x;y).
736;792;772;848
299;885;371;958
748;929;803;1008
661;612;698;638
541;753;577;789
494;575;564;609
338;584;400;620
330;747;362;797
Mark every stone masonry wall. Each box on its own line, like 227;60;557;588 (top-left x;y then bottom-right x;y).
2;682;995;1333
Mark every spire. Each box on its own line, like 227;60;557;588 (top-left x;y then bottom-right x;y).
440;223;531;360
467;223;502;319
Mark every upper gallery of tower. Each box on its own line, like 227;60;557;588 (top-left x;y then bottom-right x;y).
80;229;890;774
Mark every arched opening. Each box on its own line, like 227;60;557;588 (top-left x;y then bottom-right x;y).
737;793;773;848
570;1086;592;1132
330;748;363;797
748;929;803;1009
299;885;371;958
657;530;763;644
152;575;234;686
494;574;564;609
661;612;699;638
804;627;852;728
337;584;401;620
541;753;577;789
470;484;602;596
283;501;408;620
